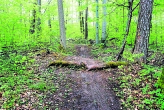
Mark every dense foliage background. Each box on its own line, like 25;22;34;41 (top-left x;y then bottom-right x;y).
0;0;163;49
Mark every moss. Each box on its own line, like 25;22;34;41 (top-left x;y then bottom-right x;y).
48;60;70;67
157;67;164;91
48;60;86;69
105;61;128;68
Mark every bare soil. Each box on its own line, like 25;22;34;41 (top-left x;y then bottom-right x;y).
17;45;121;110
45;45;120;110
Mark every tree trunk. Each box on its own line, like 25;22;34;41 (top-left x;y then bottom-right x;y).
81;16;85;36
29;2;37;34
37;0;41;35
101;0;107;46
133;0;153;63
78;0;85;36
57;0;66;48
116;0;134;61
84;0;88;39
95;0;99;44
29;0;41;35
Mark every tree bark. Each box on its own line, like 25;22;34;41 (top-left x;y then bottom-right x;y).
37;0;41;35
95;0;99;44
29;0;41;35
101;0;107;46
57;0;66;48
133;0;153;63
78;0;85;36
84;0;88;39
48;1;51;28
29;2;37;34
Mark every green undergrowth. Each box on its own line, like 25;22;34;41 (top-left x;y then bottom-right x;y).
91;43;119;61
92;45;164;109
0;51;56;109
157;67;164;92
90;43;164;109
109;58;164;109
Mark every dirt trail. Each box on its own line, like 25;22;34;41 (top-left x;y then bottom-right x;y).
58;45;120;110
34;45;120;110
68;70;120;110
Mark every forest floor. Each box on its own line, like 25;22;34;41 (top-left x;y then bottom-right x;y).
1;42;163;109
15;45;121;110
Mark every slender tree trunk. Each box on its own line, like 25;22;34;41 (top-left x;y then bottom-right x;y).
57;0;66;48
84;0;88;39
78;1;82;33
29;2;37;34
95;0;99;44
29;0;41;35
133;0;153;63
116;0;134;61
47;0;52;28
79;11;83;33
101;0;107;46
78;1;85;36
81;15;85;36
37;0;41;35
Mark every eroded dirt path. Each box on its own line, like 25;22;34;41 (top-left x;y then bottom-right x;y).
56;45;120;110
68;70;120;110
34;45;120;110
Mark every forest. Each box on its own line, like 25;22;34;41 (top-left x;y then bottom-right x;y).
0;0;164;109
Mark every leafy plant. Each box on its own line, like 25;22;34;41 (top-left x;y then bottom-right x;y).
123;51;144;63
29;81;46;92
157;67;164;91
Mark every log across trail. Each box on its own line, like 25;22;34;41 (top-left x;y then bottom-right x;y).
50;45;120;110
34;45;121;110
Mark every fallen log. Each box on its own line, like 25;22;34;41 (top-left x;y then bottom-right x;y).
48;60;128;71
48;60;86;68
